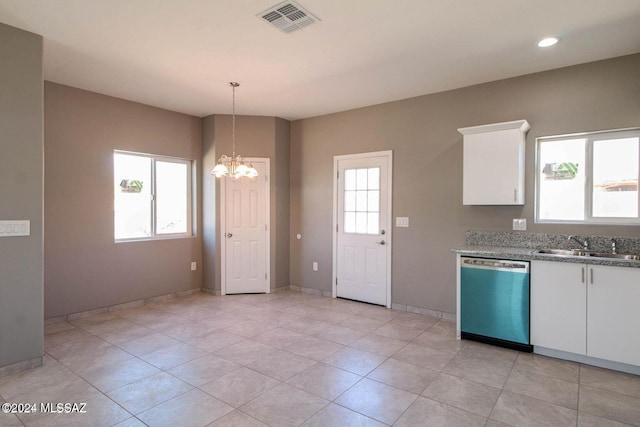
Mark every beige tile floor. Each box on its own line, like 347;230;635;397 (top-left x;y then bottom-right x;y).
1;291;640;426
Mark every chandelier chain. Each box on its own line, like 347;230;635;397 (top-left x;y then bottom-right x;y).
231;82;236;159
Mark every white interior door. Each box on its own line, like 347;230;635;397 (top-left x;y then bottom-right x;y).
222;160;269;294
334;151;392;307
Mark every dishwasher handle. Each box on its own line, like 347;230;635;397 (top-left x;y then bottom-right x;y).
461;257;529;272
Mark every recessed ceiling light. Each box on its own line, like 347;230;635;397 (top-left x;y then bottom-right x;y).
538;37;559;48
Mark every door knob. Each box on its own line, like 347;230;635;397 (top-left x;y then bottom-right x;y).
376;240;385;245
380;230;386;235
226;233;233;238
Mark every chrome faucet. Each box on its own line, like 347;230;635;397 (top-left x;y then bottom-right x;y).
611;239;617;254
568;235;589;250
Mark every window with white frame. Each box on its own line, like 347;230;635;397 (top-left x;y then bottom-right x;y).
536;128;640;224
114;151;193;240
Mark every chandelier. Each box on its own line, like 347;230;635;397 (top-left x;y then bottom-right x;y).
210;82;258;179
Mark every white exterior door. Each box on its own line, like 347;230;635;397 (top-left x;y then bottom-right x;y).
222;160;269;294
334;151;392;307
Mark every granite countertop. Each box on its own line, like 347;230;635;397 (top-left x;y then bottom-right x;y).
451;246;640;268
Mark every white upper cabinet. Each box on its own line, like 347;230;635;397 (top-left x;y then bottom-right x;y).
458;119;530;205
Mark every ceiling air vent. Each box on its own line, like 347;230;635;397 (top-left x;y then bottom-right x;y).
257;1;320;34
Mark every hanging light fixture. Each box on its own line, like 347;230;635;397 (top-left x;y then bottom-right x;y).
210;82;258;179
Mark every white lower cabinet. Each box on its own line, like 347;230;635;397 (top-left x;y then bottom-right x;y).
531;260;640;366
531;261;586;355
587;265;640;366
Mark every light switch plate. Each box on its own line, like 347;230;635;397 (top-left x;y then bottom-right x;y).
0;220;30;237
396;217;409;227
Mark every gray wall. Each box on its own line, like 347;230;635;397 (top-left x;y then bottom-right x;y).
274;118;291;291
44;82;203;318
0;24;43;369
202;116;218;293
202;115;290;292
290;53;640;315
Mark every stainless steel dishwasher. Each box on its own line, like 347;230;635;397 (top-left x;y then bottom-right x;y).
460;257;532;352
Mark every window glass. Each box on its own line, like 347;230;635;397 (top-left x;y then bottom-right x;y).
114;151;192;240
345;169;356;191
368;168;380;190
536;129;640;224
356;190;367;211
356;168;368;190
156;161;188;234
344;212;356;233
344;190;356;211
114;153;152;239
343;167;381;234
592;137;638;218
538;138;586;221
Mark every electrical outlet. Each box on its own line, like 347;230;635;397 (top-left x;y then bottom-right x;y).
312;262;318;271
191;262;197;271
512;218;527;231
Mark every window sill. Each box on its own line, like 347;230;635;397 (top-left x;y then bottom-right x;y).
115;235;195;243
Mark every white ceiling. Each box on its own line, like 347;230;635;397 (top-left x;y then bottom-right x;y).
1;0;640;120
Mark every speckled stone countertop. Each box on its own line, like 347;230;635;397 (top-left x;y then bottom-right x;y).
452;231;640;268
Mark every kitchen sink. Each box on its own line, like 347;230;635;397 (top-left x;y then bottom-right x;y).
534;249;640;260
587;252;640;261
535;249;589;256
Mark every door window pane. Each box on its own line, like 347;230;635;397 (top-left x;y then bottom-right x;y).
343;167;381;234
356;191;367;211
355;212;367;234
356;168;368;190
344;212;356;233
368;168;380;190
592;137;639;218
367;213;379;234
344;190;356;211
368;190;380;211
345;169;356;191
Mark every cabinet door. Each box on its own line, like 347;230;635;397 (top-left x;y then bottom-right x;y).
531;261;587;354
587;265;640;366
462;128;524;205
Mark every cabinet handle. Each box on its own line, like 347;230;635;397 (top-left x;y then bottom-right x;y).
590;268;594;284
581;267;585;283
514;189;517;202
